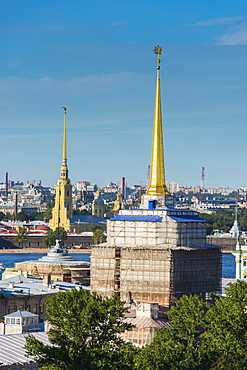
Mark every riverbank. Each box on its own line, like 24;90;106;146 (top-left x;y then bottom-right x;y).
0;248;231;254
0;248;91;254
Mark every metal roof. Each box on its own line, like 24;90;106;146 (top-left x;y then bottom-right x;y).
110;215;163;222
0;275;87;297
0;332;49;366
222;277;236;286
124;317;172;329
5;310;38;318
168;215;206;223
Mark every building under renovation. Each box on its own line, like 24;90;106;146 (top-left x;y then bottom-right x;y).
90;46;222;310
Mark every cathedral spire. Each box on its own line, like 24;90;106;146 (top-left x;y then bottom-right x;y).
62;106;67;166
49;107;72;231
60;106;68;179
146;46;169;196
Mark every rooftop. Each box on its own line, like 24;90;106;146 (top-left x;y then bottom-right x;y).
0;332;49;366
5;310;38;318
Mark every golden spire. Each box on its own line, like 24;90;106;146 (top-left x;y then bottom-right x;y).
60;106;68;179
146;46;169;196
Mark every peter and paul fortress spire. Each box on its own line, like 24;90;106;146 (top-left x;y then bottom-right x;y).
49;107;73;231
61;106;68;177
141;46;173;209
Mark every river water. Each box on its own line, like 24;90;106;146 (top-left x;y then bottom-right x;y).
0;252;235;279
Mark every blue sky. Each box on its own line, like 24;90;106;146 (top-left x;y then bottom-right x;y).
1;1;247;189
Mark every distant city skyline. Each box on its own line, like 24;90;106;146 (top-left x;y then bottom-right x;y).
1;1;247;189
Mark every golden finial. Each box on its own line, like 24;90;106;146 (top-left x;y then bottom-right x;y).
153;45;163;55
153;45;162;70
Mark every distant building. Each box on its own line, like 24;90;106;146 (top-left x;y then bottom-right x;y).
92;190;105;218
166;181;179;193
0;274;88;322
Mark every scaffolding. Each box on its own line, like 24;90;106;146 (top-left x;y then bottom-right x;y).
91;243;222;307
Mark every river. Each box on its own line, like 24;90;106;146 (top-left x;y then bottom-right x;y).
0;252;235;279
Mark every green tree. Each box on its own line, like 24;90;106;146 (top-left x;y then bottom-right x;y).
24;289;137;370
73;208;92;215
14;211;29;222
43;201;55;222
135;295;208;370
14;226;28;248
43;227;67;247
203;280;247;369
93;228;105;244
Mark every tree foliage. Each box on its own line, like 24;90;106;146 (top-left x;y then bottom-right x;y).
43;227;67;247
136;281;247;370
24;289;137;370
14;211;29;222
199;208;247;234
93;228;105;244
0;211;6;221
14;225;28;248
202;280;247;369
24;281;247;369
73;208;92;215
135;295;208;370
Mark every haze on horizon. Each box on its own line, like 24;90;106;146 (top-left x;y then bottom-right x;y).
1;1;247;190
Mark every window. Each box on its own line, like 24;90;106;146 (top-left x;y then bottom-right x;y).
11;305;17;313
33;304;37;314
19;305;24;310
40;304;44;314
26;305;30;312
67;191;70;196
11;318;15;324
6;306;10;314
5;318;10;324
16;318;20;325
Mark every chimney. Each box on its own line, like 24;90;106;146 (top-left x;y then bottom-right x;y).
121;177;125;200
5;172;8;198
43;274;51;286
14;193;18;216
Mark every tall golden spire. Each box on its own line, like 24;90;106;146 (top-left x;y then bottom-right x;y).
146;46;169;196
49;106;72;231
60;106;68;179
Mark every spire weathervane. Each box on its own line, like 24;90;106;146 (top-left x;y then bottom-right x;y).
146;46;169;196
